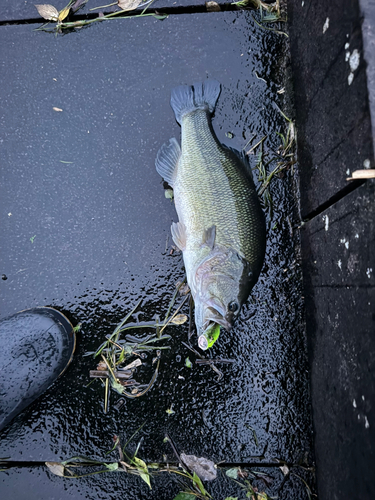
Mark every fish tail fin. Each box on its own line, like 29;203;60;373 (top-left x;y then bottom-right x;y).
170;80;221;124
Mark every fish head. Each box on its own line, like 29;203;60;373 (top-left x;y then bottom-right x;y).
193;249;255;340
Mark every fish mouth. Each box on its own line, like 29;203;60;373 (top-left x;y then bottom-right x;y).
202;308;232;333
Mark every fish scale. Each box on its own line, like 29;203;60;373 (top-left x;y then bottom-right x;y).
177;109;264;270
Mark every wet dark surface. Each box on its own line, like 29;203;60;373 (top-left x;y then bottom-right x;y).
301;181;375;500
288;0;374;218
288;1;375;497
0;10;314;499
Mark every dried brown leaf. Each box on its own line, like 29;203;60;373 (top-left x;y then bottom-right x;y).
118;0;142;11
279;464;289;476
205;1;221;12
96;361;107;371
171;314;188;325
35;4;60;21
45;462;65;477
123;359;142;370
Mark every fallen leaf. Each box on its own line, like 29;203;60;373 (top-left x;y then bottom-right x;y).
226;467;239;479
164;188;174;200
206;1;221;11
111;379;124;394
173;493;196;500
185;357;192;369
133;457;151;489
123;359;142;370
45;461;65;477
180;455;217;482
104;462;119;471
279;464;289;476
58;6;70;21
35;4;59;21
118;0;142;11
96;361;107;371
171;314;188;325
53;107;63;112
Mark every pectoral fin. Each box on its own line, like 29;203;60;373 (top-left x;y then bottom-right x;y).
155;138;181;188
171;222;187;251
201;225;216;249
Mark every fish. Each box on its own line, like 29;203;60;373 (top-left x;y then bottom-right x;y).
155;80;266;349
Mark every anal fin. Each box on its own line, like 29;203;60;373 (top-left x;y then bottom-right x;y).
171;222;187;251
155;138;181;188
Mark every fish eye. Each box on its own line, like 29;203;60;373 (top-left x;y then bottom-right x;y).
228;301;239;313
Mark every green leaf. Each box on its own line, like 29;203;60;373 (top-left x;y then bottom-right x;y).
165;188;174;200
226;468;239;479
110;379;124;394
192;472;207;496
73;323;81;333
185;357;192;369
263;12;280;22
104;462;119;471
133;457;151;489
139;471;151;489
173;493;196;500
152;13;168;20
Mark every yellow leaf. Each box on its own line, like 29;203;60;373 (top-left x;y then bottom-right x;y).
118;0;142;11
171;314;188;325
35;4;59;21
58;6;70;21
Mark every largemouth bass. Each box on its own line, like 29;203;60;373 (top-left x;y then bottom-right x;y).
156;80;266;349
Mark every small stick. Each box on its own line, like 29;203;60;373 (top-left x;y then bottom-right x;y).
159;295;189;334
246;135;267;154
188;294;194;340
182;342;223;381
89;370;132;379
195;359;235;365
104;379;109;414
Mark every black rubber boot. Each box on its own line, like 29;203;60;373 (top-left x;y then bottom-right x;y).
0;307;76;432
